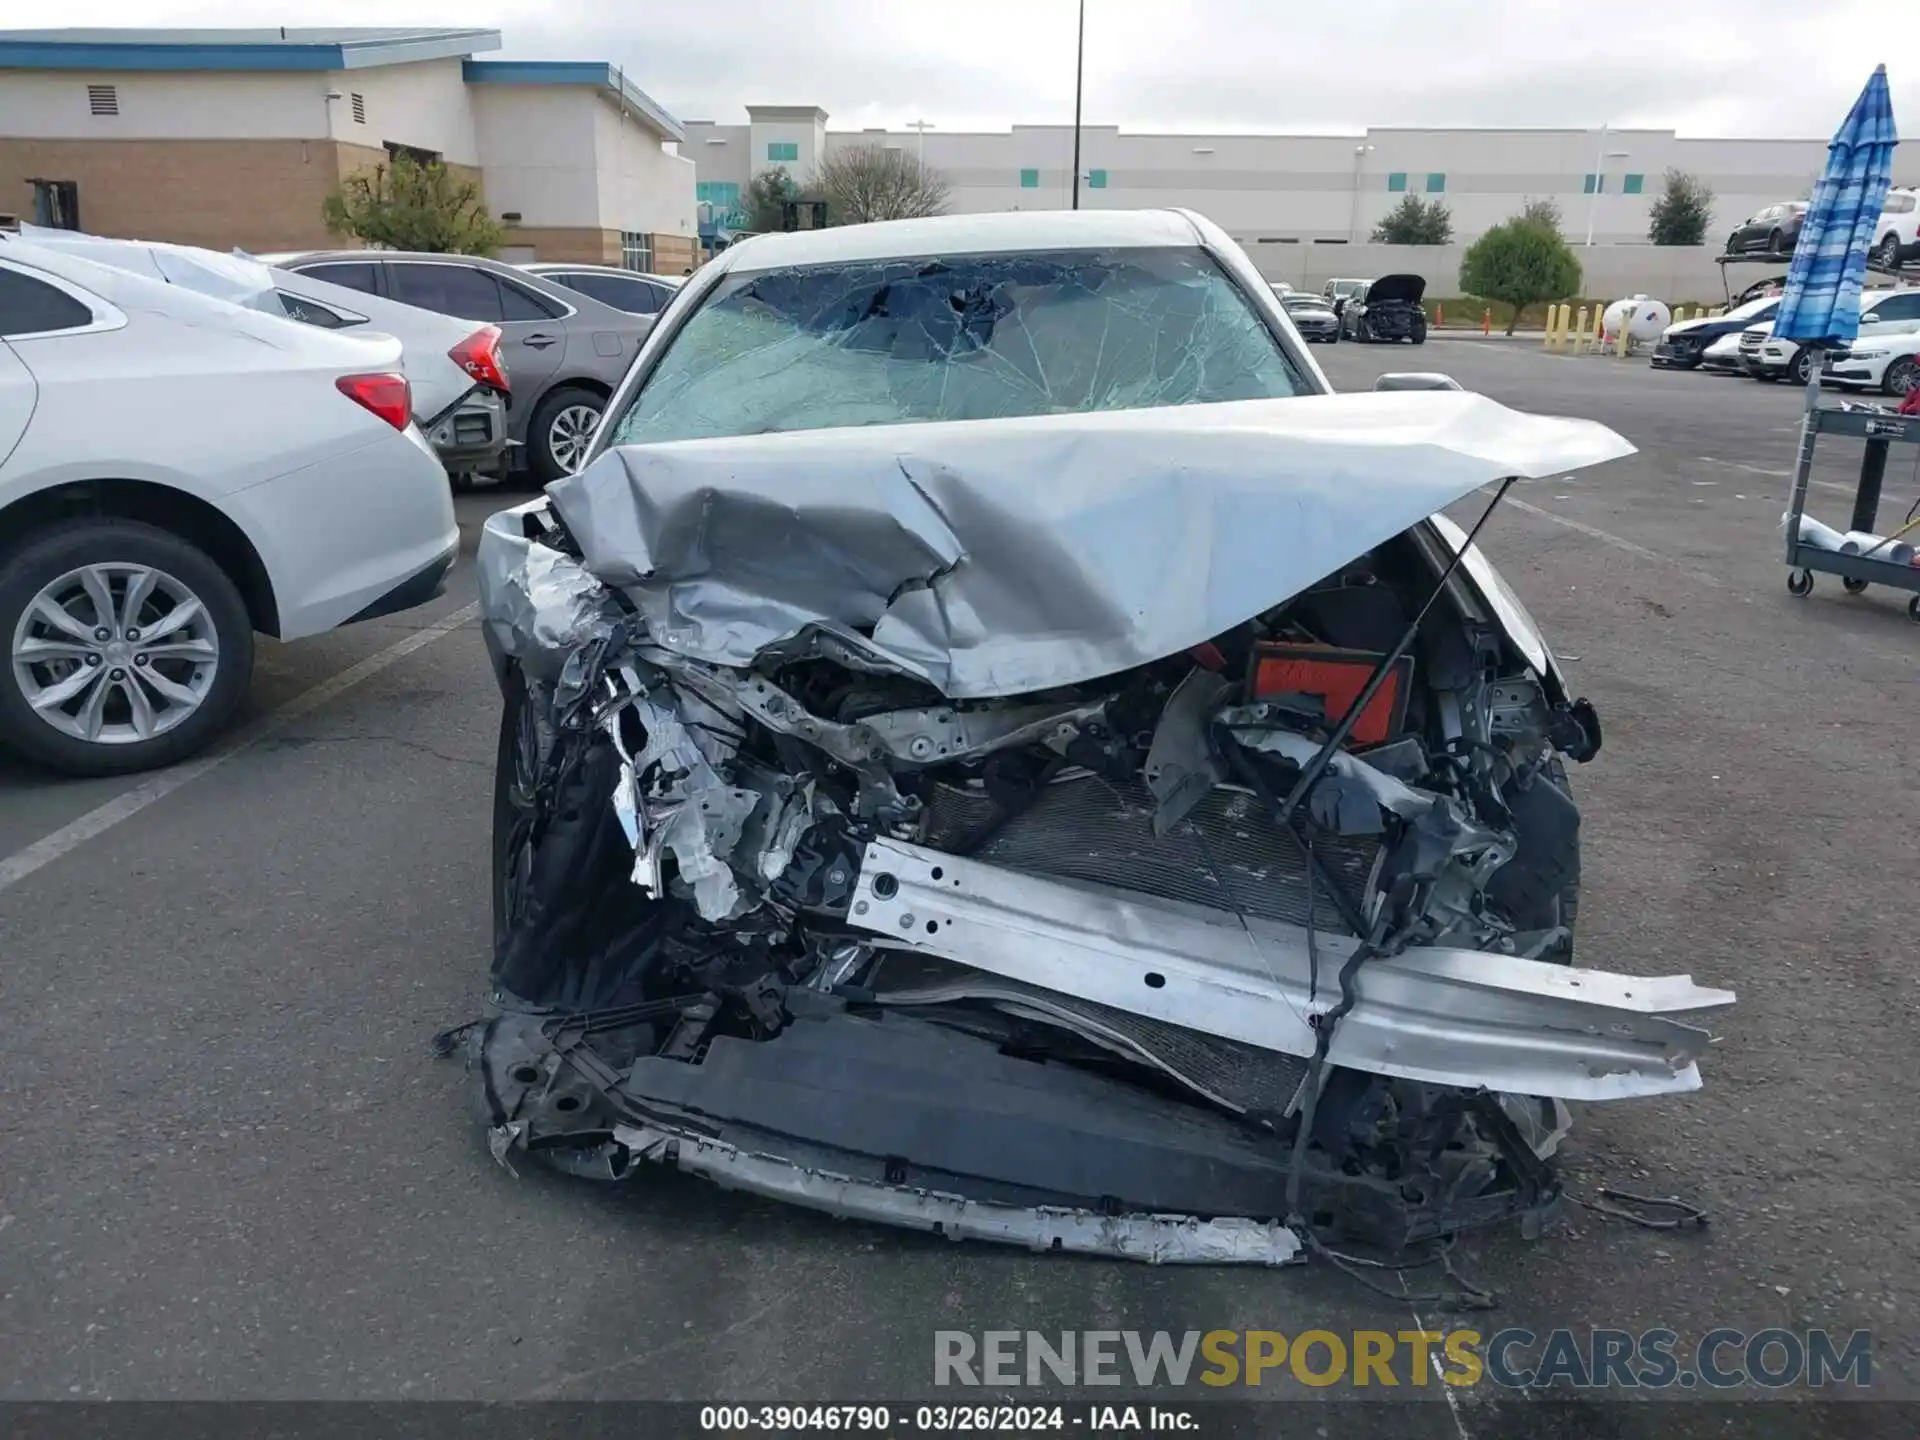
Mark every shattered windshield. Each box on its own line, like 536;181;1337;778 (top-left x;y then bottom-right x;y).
606;246;1308;446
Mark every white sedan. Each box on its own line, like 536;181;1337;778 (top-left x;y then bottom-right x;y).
1823;330;1920;396
0;241;458;776
12;228;512;480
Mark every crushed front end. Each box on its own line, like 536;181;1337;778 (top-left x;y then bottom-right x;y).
469;395;1732;1264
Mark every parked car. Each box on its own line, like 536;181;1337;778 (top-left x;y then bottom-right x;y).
1700;330;1747;372
1321;276;1368;315
1736;322;1774;375
1725;202;1809;257
1650;294;1781;370
0;242;457;776
1275;289;1340;342
1751;288;1920;383
1822;327;1920;395
1872;188;1920;269
7;229;511;479
468;208;1731;1263
518;263;683;316
1341;273;1428;343
274;251;653;481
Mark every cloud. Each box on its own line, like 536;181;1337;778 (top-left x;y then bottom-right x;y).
36;0;1919;138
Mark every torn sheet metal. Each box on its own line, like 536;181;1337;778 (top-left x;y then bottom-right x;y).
477;503;619;684
602;1124;1305;1265
545;392;1633;698
848;836;1732;1100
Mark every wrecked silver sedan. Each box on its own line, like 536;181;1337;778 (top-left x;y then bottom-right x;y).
470;211;1733;1265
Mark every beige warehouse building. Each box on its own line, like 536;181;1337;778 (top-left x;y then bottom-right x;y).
0;27;699;271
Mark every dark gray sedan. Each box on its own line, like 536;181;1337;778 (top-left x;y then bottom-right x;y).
273;251;655;481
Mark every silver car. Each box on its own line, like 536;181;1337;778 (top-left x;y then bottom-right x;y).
274;251;654;481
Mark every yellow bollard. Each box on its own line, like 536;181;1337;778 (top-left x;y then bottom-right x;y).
1673;305;1688;323
1574;306;1590;353
1543;305;1559;348
1557;302;1572;346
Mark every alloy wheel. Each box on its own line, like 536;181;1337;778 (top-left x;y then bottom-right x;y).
1886;358;1919;397
547;404;602;475
9;563;220;745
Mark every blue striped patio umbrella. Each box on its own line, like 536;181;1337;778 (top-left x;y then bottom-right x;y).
1773;64;1898;360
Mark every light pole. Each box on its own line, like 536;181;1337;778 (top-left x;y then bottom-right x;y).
1348;143;1375;242
906;119;934;164
1070;0;1086;209
1584;125;1632;246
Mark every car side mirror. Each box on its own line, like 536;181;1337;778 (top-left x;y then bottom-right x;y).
1374;372;1465;391
1862;314;1880;324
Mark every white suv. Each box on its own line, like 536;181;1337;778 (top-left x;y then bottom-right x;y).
1874;189;1919;269
1752;288;1920;383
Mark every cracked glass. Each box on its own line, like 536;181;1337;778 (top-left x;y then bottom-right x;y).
606;247;1309;447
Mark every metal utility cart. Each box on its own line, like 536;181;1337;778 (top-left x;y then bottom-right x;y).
1740;245;1920;620
1782;404;1920;622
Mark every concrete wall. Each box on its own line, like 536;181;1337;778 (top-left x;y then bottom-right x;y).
591;101;695;237
1249;241;1737;304
323;57;480;165
687;112;1920;249
0;69;329;140
745;106;827;184
471;85;602;229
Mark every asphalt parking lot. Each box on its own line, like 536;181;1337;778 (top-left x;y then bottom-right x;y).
3;340;1917;1436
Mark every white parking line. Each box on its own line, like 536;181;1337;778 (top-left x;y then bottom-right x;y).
1696;456;1792;478
0;602;480;895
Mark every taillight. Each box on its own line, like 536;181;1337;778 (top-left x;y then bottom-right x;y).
335;372;412;431
449;325;508;393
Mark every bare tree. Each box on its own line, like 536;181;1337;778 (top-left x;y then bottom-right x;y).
815;144;951;225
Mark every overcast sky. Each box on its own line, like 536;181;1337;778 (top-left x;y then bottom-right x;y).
44;1;1913;139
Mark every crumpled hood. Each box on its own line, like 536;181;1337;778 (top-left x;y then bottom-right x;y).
537;392;1632;698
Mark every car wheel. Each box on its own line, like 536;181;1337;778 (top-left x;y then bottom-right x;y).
1875;235;1901;269
1768;229;1784;254
0;520;253;777
529;386;605;483
1884;357;1919;397
1409;319;1427;345
1790;348;1814;386
1355;318;1372;344
1726;232;1741;254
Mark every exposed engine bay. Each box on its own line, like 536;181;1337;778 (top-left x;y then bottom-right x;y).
469;394;1733;1265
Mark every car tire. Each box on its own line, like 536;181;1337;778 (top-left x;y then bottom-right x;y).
1409;318;1427;345
1884;357;1919;397
528;386;606;483
1875;235;1902;269
1790;348;1814;386
492;663;539;957
1768;229;1784;255
1355;318;1372;344
0;520;254;777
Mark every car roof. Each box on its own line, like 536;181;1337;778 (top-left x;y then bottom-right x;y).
708;209;1206;274
280;249;517;268
523;262;681;282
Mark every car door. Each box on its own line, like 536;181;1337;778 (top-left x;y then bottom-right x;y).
385;260;566;400
1856;291;1920;340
